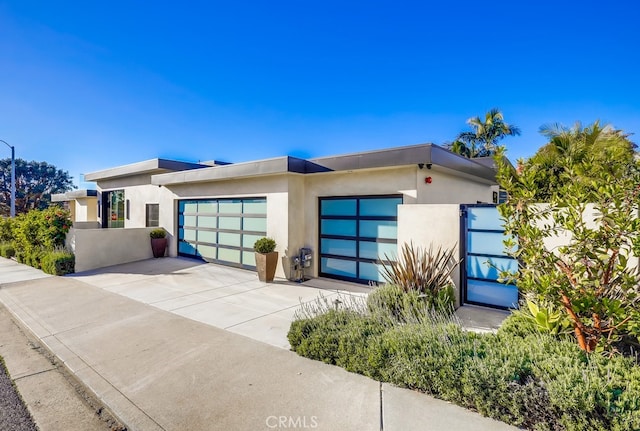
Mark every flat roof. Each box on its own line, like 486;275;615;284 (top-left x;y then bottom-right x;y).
152;143;498;186
310;144;497;181
152;156;331;186
51;189;98;202
84;159;211;182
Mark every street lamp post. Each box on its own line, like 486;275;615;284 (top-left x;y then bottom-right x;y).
0;139;16;218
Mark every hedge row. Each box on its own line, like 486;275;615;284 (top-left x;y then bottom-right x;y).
0;208;74;275
288;286;640;431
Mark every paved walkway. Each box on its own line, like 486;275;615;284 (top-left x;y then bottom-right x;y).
0;257;517;431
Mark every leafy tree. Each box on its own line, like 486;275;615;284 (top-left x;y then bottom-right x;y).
447;108;520;158
496;121;640;354
519;121;636;200
0;158;75;216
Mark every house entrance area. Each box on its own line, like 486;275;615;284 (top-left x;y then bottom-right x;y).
178;198;267;269
460;204;518;309
101;189;125;228
319;195;402;284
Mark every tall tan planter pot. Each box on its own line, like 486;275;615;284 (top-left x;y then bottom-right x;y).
255;251;278;282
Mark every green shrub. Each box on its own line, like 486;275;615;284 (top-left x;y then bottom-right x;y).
149;228;166;239
253;237;276;253
0;217;15;242
287;309;356;364
289;303;640;431
380;242;458;312
335;316;385;378
0;242;15;258
40;249;75;275
497;309;541;339
366;284;429;323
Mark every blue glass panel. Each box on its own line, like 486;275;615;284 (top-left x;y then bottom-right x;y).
359;241;397;260
321;257;357;278
467;206;504;231
467;231;507;256
321;239;357;257
467;279;518;308
359;262;385;282
321;219;356;237
359;220;397;239
467;256;518;281
178;241;197;256
360;198;402;216
321;199;357;216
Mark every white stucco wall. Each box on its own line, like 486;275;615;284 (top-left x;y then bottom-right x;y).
73;197;98;223
397;204;463;306
67;227;157;272
416;168;494;204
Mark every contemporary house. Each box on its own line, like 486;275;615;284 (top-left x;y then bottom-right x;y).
66;143;515;308
51;189;99;228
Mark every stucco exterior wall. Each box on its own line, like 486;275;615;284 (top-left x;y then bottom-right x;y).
87;164;495;282
165;175;291;278
397;204;462;306
73;197;98;223
67;227;157;272
416;168;494;204
300;166;418;277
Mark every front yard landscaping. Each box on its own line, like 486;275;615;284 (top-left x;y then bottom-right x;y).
0;207;75;275
289;126;640;431
288;290;640;430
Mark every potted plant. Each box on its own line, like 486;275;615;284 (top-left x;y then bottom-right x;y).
150;228;167;258
254;237;278;282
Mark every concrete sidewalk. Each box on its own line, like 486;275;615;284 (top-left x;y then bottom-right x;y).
0;258;517;431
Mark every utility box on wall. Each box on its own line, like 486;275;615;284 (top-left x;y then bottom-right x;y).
291;247;313;282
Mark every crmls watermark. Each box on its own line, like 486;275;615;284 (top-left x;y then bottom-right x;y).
265;415;319;429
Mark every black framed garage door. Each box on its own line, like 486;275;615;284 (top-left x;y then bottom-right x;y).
178;198;267;269
319;195;402;284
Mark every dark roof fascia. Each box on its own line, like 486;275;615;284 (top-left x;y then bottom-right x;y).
309;143;435;171
429;147;498;182
309;143;498;182
85;158;210;181
51;189;98;202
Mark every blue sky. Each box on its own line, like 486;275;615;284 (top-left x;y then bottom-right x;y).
1;1;639;187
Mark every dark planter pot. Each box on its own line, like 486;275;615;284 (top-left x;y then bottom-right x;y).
255;251;278;282
151;238;167;258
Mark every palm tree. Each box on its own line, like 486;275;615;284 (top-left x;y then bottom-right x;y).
447;108;521;158
524;121;636;200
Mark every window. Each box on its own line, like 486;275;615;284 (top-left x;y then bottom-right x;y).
146;204;159;227
102;190;125;228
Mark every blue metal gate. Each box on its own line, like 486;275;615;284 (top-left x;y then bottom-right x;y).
460;204;518;309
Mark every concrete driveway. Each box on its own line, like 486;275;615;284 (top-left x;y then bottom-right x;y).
69;257;366;349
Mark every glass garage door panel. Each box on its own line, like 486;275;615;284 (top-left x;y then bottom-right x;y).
321;199;357;216
360;198;402;216
178;198;267;268
467;279;518;309
321;257;357;278
319;195;400;284
321;219;357;236
462;204;518;309
321;239;357;257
